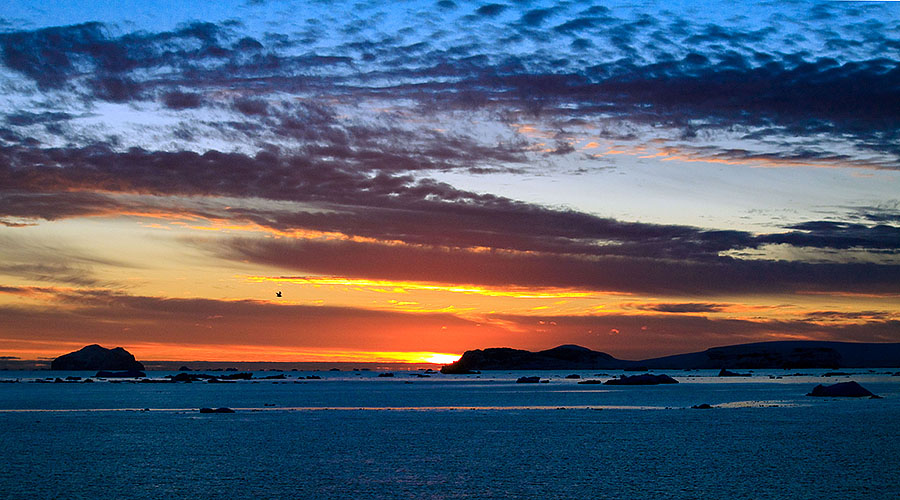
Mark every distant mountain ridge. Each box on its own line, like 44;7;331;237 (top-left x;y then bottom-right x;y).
440;341;900;373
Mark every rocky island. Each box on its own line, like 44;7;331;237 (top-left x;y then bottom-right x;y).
51;344;145;371
441;344;629;373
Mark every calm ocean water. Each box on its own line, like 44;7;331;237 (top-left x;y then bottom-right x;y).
1;369;898;499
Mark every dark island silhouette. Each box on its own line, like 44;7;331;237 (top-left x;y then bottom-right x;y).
806;381;878;398
440;341;900;373
51;344;145;371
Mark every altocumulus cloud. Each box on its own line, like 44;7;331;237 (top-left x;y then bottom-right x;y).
0;1;897;169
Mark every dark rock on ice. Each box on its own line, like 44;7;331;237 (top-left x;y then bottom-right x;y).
604;374;679;385
806;381;876;398
305;375;321;380
516;376;541;383
577;379;604;385
260;374;286;379
199;407;235;413
178;366;192;372
691;403;714;409
377;372;394;377
718;368;750;377
169;373;216;382
51;344;145;371
219;372;253;380
565;374;581;379
442;368;480;374
95;370;146;378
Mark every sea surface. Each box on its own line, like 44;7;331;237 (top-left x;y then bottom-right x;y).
1;369;898;499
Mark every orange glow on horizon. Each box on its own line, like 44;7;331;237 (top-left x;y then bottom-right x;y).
248;275;611;299
0;339;462;365
152;345;464;365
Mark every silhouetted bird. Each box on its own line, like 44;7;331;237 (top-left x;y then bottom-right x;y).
276;291;282;297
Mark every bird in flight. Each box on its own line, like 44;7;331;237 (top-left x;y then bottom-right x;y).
276;291;282;297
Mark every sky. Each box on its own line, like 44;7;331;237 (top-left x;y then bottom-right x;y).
0;0;898;364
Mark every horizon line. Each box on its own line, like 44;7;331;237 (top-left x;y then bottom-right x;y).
9;339;900;367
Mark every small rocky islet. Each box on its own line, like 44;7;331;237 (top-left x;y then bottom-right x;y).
50;344;145;371
806;381;880;398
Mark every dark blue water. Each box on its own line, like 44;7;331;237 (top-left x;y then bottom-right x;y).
1;370;898;499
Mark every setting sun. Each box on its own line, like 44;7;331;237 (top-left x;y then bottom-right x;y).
423;353;462;364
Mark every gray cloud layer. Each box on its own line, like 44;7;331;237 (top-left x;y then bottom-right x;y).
1;141;898;294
